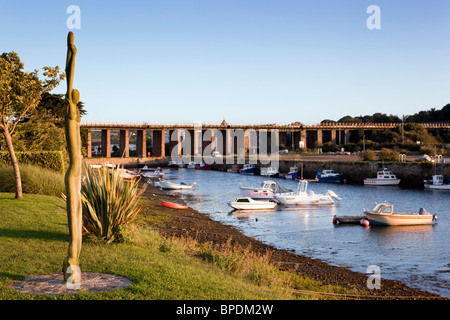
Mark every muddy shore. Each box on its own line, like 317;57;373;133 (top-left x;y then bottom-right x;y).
140;182;446;300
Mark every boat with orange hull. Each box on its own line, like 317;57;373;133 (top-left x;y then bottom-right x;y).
363;203;437;226
161;201;189;209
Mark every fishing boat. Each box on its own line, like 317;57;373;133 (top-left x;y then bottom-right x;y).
240;180;294;200
161;201;188;209
316;169;342;183
228;197;277;210
363;202;437;226
364;168;400;186
139;166;165;178
280;167;299;180
239;164;255;175
274;180;342;206
424;175;450;190
260;167;279;177
195;162;213;170
155;179;197;190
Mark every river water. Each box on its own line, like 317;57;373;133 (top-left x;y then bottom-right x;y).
153;168;449;297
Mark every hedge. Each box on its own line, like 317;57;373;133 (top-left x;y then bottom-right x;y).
0;151;65;173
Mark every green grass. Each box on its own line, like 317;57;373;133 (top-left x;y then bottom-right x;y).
0;193;299;300
0;192;361;300
0;165;65;197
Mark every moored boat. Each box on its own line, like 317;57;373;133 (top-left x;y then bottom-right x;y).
156;180;197;190
364;168;400;186
161;201;189;209
316;169;342;183
274;180;342;206
239;164;255;175
139;166;165;178
240;180;294;200
424;175;450;190
280;166;299;180
363;202;437;226
228;197;277;210
260;167;279;177
195;162;213;170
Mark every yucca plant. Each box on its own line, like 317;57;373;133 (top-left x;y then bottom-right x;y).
80;163;146;242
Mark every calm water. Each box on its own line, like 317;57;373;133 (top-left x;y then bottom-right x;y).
153;168;449;297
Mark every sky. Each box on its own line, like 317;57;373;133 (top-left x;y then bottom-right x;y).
1;0;449;125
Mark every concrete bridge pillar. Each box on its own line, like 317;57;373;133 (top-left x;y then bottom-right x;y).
86;129;92;158
331;129;337;144
300;130;307;149
101;129;111;157
317;129;323;145
119;129;129;157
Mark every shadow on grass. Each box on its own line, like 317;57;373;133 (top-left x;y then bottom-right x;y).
0;228;67;242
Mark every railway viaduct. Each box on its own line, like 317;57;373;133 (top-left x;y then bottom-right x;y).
81;121;450;158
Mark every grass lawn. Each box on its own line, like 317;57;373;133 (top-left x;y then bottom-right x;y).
0;192;301;300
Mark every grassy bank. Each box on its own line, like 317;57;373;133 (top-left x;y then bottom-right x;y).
0;192;323;300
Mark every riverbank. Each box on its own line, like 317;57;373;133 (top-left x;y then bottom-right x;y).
140;181;446;300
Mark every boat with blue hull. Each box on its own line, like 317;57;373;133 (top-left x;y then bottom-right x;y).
240;164;255;175
316;169;342;183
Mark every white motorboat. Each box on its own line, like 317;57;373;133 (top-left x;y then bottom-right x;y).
109;168;139;181
168;160;178;168
187;161;197;169
364;168;400;186
274;180;342;206
240;180;294;200
155;179;197;190
260;167;279;177
139;166;165;178
363;202;437;226
424;175;450;190
228;197;277;210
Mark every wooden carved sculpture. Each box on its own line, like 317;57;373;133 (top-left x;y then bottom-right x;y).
62;31;82;284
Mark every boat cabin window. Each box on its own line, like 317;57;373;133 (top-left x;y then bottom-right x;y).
382;205;392;213
236;198;250;202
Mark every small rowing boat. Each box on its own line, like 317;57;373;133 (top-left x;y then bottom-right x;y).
161;201;188;209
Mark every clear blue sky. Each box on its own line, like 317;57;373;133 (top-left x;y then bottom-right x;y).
1;0;449;125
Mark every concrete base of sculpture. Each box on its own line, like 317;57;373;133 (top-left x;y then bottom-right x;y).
11;272;132;295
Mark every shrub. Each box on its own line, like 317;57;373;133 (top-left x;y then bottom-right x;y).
0;151;65;173
359;150;376;161
0;164;64;196
80;163;147;243
378;148;400;161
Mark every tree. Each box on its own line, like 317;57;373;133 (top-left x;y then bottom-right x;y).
0;52;64;199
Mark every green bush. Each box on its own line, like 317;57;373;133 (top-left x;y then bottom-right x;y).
80;163;147;243
360;150;376;161
379;148;400;161
0;164;64;196
0;151;65;173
